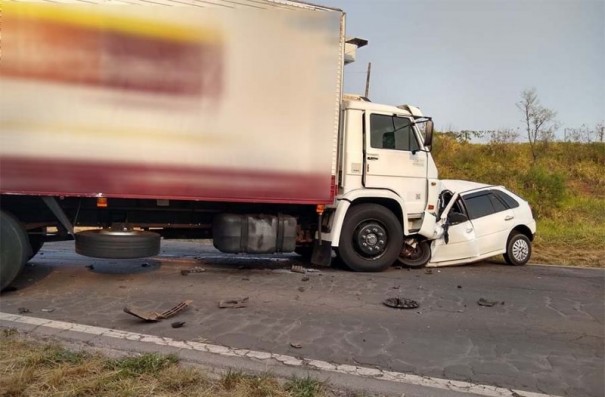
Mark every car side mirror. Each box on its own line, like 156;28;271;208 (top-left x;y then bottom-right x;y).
448;212;468;225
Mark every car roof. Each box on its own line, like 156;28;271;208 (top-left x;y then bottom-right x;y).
440;179;493;193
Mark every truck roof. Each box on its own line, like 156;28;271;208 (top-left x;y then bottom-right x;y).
343;97;424;118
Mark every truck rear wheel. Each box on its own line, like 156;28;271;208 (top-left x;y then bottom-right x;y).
76;230;160;259
338;204;403;272
1;211;32;291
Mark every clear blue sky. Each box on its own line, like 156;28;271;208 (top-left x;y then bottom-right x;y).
320;0;604;135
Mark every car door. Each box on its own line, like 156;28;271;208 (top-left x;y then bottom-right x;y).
461;190;515;255
430;193;480;263
363;113;428;215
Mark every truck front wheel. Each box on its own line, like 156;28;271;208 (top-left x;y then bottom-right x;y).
338;204;403;272
0;211;32;291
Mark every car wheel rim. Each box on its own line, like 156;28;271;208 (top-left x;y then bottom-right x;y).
354;222;387;257
512;239;529;262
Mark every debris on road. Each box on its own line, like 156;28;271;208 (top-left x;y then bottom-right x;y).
383;297;419;310
17;307;30;314
290;342;302;349
124;300;193;321
298;287;305;292
291;265;306;274
477;298;504;307
171;321;186;328
457;285;462;289
41;308;55;313
218;297;249;309
424;269;433;274
301;276;310;282
181;267;206;276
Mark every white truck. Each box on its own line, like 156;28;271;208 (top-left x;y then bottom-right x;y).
0;0;439;290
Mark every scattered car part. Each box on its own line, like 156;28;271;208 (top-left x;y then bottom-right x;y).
383;297;419;309
477;298;503;307
218;297;249;309
171;321;186;328
123;300;192;321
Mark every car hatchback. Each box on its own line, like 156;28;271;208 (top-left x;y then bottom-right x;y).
429;180;536;267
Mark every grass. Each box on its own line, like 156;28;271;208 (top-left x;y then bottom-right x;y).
0;331;345;397
433;137;605;267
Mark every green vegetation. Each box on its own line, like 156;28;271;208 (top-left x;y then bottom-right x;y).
0;332;347;397
433;134;605;267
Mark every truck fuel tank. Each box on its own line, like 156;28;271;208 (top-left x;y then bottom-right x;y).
212;214;297;254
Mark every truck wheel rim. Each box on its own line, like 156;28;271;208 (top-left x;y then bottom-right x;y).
512;239;529;261
355;222;387;257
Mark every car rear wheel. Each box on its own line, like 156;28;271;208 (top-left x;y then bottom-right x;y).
504;232;531;266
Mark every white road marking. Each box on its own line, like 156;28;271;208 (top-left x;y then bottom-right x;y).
0;312;561;397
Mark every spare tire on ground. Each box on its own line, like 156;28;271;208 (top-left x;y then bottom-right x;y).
76;230;160;259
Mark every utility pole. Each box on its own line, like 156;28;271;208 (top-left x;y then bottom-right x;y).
364;62;371;98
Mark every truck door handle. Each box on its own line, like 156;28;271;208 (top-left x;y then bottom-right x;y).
505;215;514;221
367;156;379;161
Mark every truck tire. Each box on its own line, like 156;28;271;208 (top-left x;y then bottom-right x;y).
503;232;531;266
1;211;32;291
338;204;403;272
398;239;431;268
76;230;160;259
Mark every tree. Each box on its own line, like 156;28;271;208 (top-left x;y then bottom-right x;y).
516;88;559;163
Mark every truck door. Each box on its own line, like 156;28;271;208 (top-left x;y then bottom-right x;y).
363;113;428;215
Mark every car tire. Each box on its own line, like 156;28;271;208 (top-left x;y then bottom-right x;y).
503;232;531;266
338;204;403;272
398;240;431;268
76;230;160;259
1;211;31;291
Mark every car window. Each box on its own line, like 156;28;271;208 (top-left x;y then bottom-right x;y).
492;189;520;208
370;114;420;152
463;192;509;220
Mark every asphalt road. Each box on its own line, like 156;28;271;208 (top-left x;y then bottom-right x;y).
1;240;603;397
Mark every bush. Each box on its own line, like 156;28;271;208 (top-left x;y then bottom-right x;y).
520;166;567;217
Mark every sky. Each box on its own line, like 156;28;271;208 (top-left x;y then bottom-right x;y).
319;0;604;135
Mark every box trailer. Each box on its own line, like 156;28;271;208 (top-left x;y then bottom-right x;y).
0;0;439;290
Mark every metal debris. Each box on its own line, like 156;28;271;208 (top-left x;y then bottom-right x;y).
171;321;186;328
181;267;206;276
477;298;503;307
383;297;419;310
41;308;55;313
218;297;249;309
290;342;302;349
123;300;193;321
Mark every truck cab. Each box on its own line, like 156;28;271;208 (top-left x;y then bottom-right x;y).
317;96;439;272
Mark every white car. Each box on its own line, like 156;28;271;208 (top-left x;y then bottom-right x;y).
427;180;536;267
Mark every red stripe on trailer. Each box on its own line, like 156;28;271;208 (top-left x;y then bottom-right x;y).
0;157;334;205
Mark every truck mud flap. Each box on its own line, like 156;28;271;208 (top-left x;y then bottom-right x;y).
311;240;332;267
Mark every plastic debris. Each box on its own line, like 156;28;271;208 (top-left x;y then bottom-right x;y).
218;297;249;309
477;298;503;307
181;267;206;276
171;321;186;328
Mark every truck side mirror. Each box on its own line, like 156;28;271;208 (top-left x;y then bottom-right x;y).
424;120;434;148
